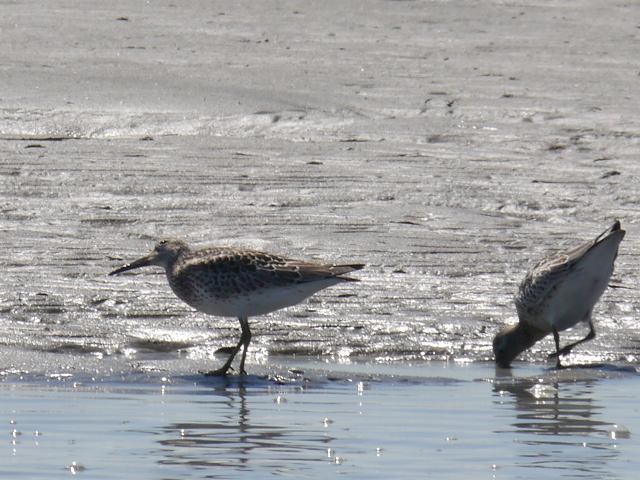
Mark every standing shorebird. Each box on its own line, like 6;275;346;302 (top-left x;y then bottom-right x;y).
109;239;364;375
493;221;625;368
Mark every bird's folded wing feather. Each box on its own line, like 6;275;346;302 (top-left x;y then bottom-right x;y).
263;261;362;283
516;238;595;309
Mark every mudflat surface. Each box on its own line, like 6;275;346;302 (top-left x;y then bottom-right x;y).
1;0;639;373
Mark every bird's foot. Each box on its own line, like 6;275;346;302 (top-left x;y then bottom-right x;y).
548;346;574;359
547;354;567;369
202;365;234;376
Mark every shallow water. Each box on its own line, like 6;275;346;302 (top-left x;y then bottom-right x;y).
2;0;640;373
2;361;639;479
1;0;640;373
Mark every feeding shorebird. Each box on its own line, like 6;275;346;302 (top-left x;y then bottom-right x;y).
493;221;625;368
109;239;364;375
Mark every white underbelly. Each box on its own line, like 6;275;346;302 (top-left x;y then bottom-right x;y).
182;279;341;318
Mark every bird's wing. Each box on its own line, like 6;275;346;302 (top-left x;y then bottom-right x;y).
515;221;622;314
515;236;597;314
175;248;361;296
268;261;364;283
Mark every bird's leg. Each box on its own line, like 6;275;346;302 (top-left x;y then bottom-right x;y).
204;335;244;376
238;316;252;375
550;327;563;369
554;320;596;358
548;317;597;369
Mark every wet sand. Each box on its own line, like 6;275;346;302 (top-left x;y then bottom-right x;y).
1;0;640;478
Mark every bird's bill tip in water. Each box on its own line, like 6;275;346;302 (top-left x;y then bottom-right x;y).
494;357;513;369
109;254;154;276
492;346;514;369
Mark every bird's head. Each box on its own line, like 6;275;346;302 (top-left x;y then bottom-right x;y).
493;323;545;368
109;239;188;275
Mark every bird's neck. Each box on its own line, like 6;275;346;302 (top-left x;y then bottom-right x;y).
164;249;188;274
518;322;548;346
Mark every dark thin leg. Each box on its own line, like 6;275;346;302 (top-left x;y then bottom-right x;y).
204;317;248;376
552;327;562;368
548;318;596;369
238;316;252;375
555;321;596;357
204;337;243;376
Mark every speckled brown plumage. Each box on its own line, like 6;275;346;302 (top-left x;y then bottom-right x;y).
168;246;361;303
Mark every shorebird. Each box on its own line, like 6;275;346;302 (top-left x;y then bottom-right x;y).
109;239;363;375
493;221;625;368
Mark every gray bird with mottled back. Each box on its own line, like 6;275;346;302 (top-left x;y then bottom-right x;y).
110;239;364;375
493;221;625;368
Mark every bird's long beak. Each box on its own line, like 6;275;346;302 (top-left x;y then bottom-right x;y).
109;253;155;276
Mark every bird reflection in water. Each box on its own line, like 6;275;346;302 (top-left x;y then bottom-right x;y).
156;381;334;472
492;369;627;478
